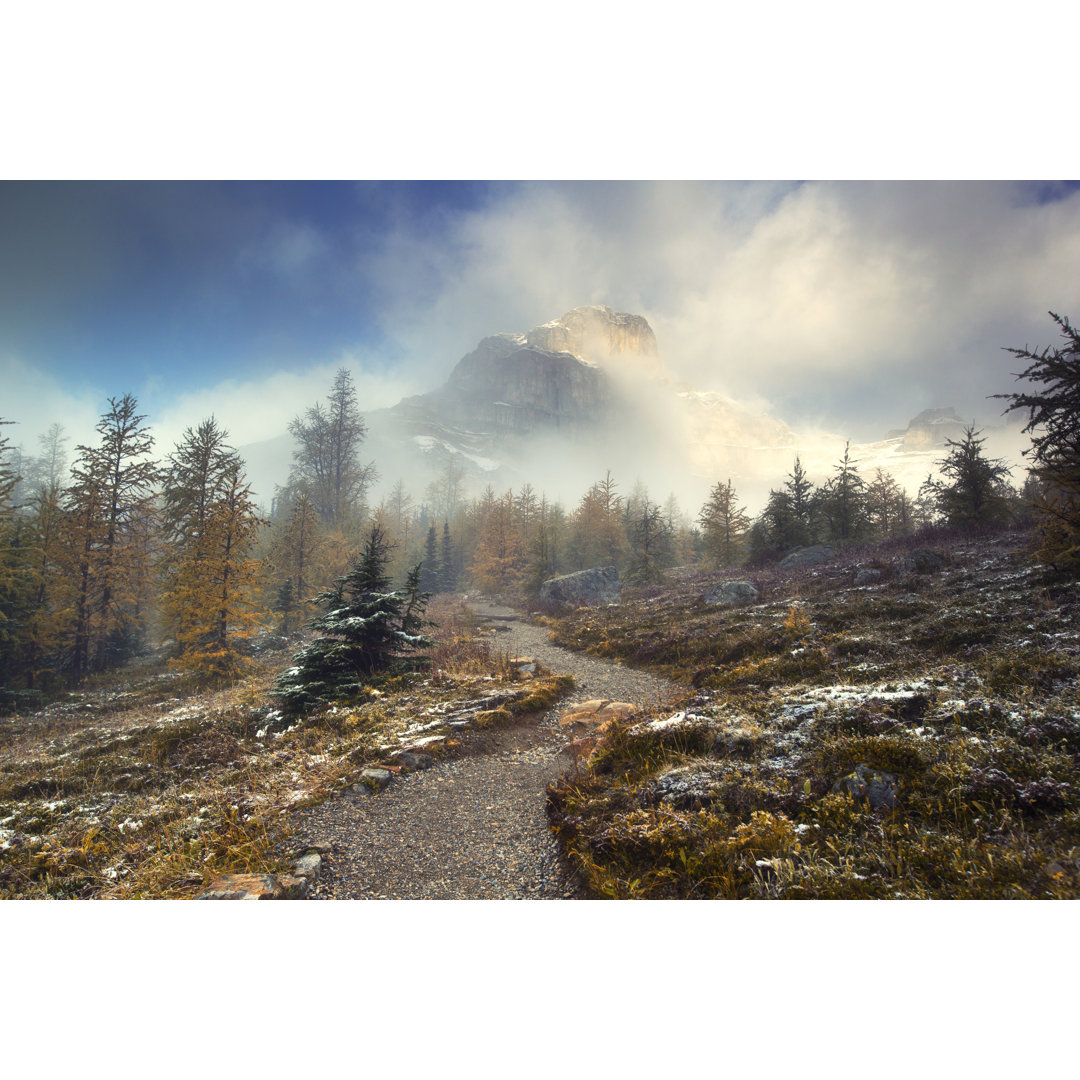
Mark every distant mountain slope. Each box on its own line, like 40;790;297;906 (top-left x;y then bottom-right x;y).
237;306;1022;512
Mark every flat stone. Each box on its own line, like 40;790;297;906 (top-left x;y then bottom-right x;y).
277;874;310;899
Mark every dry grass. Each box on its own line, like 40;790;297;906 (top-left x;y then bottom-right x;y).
0;596;572;899
546;525;1080;899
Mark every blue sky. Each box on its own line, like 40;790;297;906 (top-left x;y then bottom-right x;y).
3;180;1080;464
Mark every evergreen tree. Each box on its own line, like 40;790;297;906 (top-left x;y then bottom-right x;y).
818;442;868;543
928;426;1013;528
439;522;458;593
273;524;434;714
0;420;31;689
998;311;1080;569
783;456;816;547
421;523;439;594
698;479;750;567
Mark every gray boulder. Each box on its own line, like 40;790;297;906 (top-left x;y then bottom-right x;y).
539;565;621;608
901;548;947;574
703;580;759;607
778;545;835;570
854;567;883;586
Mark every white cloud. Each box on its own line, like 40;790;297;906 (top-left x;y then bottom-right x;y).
148;356;420;454
361;181;1080;439
0;353;105;455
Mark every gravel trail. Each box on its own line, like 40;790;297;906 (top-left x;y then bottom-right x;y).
291;602;687;899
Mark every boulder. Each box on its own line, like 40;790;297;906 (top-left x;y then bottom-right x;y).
854;568;883;586
900;548;947;574
831;762;898;811
778;545;835;570
539;566;621;608
292;852;322;879
703;580;759;606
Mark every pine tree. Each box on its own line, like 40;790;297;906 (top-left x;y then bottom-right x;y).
783;457;816;547
698;479;750;567
273;524;434;714
998;311;1080;569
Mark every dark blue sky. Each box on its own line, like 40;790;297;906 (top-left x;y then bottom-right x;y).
0;180;506;396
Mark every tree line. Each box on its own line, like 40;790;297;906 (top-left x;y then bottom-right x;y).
2;311;1079;696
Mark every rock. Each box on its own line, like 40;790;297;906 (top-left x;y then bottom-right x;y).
900;548;947;574
703;580;759;606
196;873;293;900
854;568;883;586
539;566;621;608
831;762;898;810
645;764;726;810
359;768;393;791
293;852;322;879
778;545;835;570
559;699;638;728
395;750;436;770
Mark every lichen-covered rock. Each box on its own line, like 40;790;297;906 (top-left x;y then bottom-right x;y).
778;545;835;570
830;762;898;810
900;548;947;574
558;699;638;728
539;566;620;608
196;873;297;900
358;767;393;791
703;580;759;606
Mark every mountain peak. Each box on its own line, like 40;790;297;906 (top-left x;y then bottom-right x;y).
523;306;663;378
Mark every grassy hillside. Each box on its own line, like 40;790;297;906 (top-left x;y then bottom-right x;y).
545;526;1080;899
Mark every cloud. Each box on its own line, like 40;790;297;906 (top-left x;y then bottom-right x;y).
360;181;1080;440
148;356;420;454
0;353;106;455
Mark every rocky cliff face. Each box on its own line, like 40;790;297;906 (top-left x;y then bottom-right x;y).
524;305;663;378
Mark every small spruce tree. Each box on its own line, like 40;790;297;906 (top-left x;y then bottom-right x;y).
274;524;433;714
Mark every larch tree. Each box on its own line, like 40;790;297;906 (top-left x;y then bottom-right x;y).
626;492;672;584
287;368;375;529
65;395;159;678
268;490;322;632
0;420;30;689
159;417;241;646
698;479;750;567
169;458;265;683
